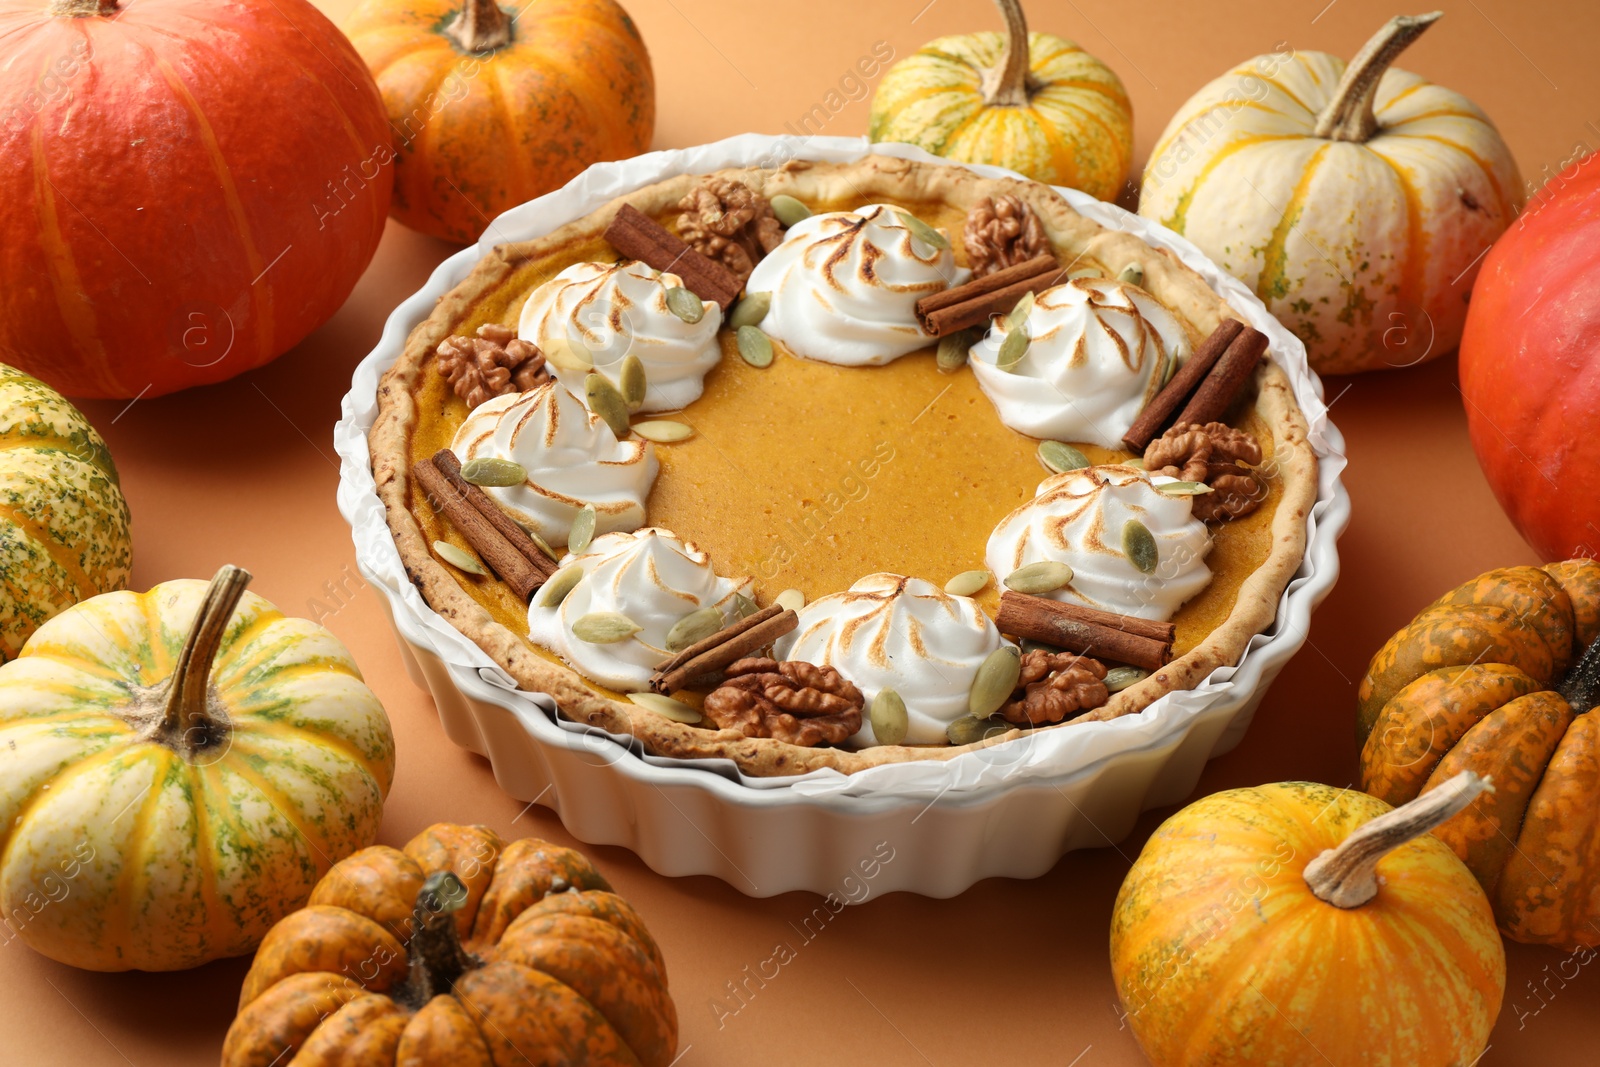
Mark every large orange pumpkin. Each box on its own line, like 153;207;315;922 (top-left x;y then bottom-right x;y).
222;823;677;1066
1359;559;1600;948
343;0;655;243
0;0;393;399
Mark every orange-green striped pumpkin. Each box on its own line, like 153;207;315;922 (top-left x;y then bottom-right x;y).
0;363;130;661
1360;559;1600;949
342;0;655;244
1111;775;1504;1067
868;0;1132;202
224;823;678;1066
1138;13;1521;375
0;565;394;971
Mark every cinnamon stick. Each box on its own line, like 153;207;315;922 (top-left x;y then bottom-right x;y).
430;451;557;579
997;591;1172;672
604;203;742;310
1173;324;1270;428
915;254;1065;336
1121;319;1243;452
1000;592;1174;644
651;604;798;694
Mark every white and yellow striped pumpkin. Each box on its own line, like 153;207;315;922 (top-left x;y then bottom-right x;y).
1139;13;1521;375
0;566;395;971
0;363;131;661
869;0;1132;202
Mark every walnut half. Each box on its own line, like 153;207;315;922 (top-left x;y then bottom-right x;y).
676;177;784;284
1144;421;1267;522
435;324;549;410
703;657;864;747
964;195;1049;277
998;650;1109;725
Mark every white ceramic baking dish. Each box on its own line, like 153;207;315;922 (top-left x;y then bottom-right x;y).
335;135;1349;898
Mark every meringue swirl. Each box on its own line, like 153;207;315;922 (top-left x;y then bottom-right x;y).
526;528;754;692
450;382;657;544
744;204;968;366
969;278;1189;448
985;465;1212;622
518;260;723;412
773;573;1005;746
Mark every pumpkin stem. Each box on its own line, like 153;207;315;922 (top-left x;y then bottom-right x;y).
405;872;478;1004
983;0;1034;107
46;0;118;16
445;0;512;54
157;565;251;755
1312;12;1442;143
1303;770;1491;908
1558;635;1600;711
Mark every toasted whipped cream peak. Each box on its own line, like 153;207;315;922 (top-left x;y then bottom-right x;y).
969;278;1189;448
450;382;657;544
986;465;1212;622
526;528;754;692
773;573;1005;746
518;260;722;412
744;204;969;366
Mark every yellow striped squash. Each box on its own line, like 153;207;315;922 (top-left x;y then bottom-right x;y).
0;363;130;662
869;0;1131;202
1138;13;1521;375
0;566;394;971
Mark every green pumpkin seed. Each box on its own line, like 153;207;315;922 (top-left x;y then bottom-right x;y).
1067;266;1104;280
459;457;527;487
1124;457;1146;470
736;325;774;368
1161;348;1180;387
433;540;485;576
572;611;641;643
775;588;805;613
1155;480;1214;496
946;714;1012;746
895;210;950;251
666;606;724;652
632;420;694;443
1123;519;1158;574
543;334;593;372
665;286;705;325
1117;263;1145;287
1038;440;1091;475
729;291;772;330
568;504;597;555
995;327;1029;372
1004;560;1075;595
733;592;759;619
870;688;909;746
627;691;702;724
1020;638;1065;656
771;194;811;227
584;372;631;438
936;329;976;373
944;569;990;597
1007;290;1036;332
523;525;558;562
969;646;1021;719
537;565;583;608
1104;666;1150;693
620;354;648;411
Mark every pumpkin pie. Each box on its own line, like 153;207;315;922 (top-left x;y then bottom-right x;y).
369;155;1316;777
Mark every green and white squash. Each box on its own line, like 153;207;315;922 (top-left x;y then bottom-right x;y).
0;565;395;971
0;363;131;661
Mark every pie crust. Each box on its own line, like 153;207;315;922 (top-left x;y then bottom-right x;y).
369;156;1317;777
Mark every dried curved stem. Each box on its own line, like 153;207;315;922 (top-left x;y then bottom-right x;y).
1303;770;1491;908
47;0;117;15
1313;12;1442;143
982;0;1033;107
404;872;479;1006
158;565;251;756
446;0;512;54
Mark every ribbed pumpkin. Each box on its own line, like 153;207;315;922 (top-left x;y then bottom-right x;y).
1359;559;1600;949
868;0;1132;201
223;823;677;1067
0;0;392;398
0;566;394;971
0;364;130;661
343;0;655;243
1111;772;1504;1067
1138;13;1521;375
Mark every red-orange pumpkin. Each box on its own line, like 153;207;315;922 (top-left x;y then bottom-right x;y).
0;0;392;398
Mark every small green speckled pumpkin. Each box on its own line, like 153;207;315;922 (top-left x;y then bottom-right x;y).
0;565;395;971
0;363;131;661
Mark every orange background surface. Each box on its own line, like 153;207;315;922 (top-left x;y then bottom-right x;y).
4;0;1598;1062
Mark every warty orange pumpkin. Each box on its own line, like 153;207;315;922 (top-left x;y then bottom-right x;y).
1111;771;1503;1067
342;0;655;243
223;822;678;1067
1359;559;1600;949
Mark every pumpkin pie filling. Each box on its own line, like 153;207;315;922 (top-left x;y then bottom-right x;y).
373;156;1316;775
